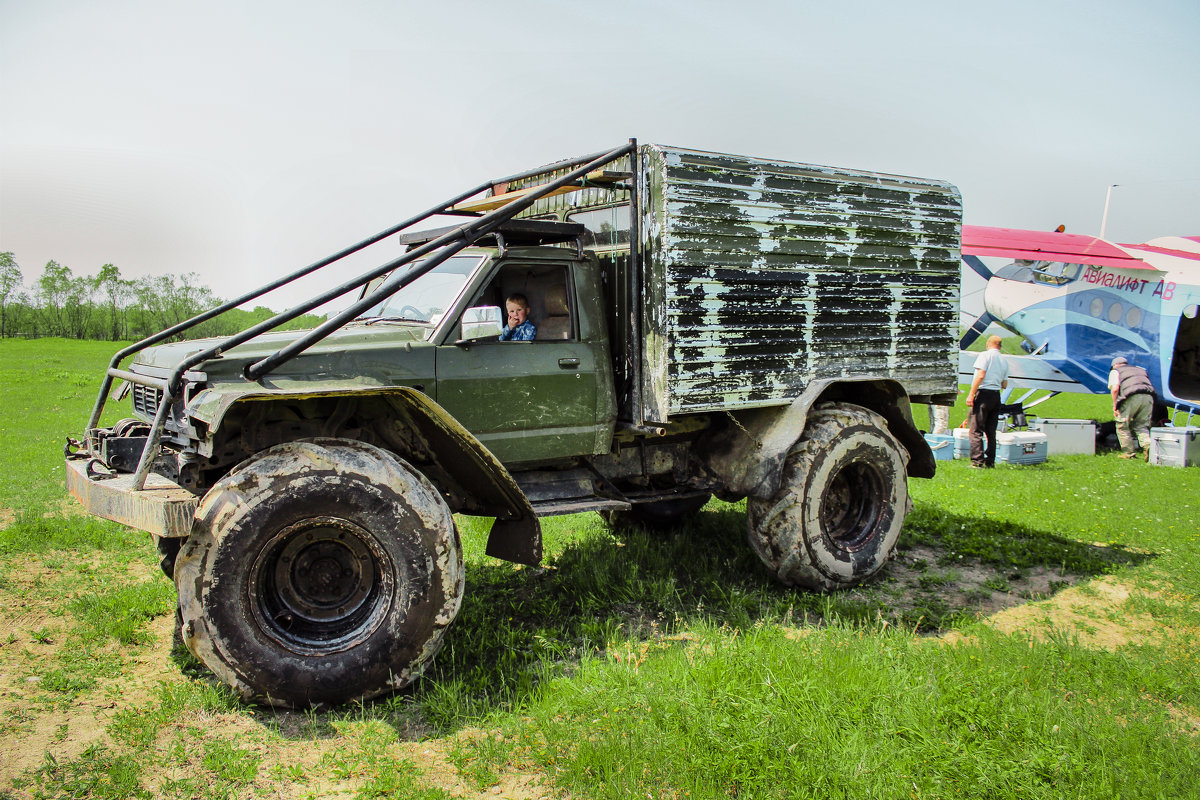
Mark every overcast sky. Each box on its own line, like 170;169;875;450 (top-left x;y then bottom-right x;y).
2;0;1198;314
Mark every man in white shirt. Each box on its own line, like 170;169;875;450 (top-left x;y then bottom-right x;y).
965;335;1009;468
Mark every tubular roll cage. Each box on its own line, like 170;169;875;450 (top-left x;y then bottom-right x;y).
84;140;643;491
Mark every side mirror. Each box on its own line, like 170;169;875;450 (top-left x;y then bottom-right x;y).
457;306;503;343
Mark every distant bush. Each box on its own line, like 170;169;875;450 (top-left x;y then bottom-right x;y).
0;252;325;341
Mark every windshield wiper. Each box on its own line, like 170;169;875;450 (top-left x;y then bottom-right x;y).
355;315;430;325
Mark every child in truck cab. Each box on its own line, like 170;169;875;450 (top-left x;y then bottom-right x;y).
500;293;537;341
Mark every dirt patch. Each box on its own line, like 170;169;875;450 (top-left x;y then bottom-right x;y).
0;557;178;790
937;574;1165;655
403;733;558;800
45;497;88;520
984;575;1157;649
842;544;1079;625
131;714;558;800
0;506;14;530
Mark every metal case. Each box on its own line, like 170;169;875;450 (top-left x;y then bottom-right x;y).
994;431;1049;465
1029;418;1096;456
1149;426;1200;467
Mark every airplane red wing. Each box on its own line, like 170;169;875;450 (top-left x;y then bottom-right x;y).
961;225;1157;270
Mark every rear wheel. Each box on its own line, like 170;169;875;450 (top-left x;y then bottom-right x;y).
174;438;463;707
747;402;909;591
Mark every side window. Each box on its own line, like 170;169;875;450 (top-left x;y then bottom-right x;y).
566;205;630;251
463;264;575;342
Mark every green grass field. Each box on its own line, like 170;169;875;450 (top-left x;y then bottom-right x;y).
1;338;1197;799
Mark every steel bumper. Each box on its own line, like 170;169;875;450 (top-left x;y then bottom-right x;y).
65;458;198;537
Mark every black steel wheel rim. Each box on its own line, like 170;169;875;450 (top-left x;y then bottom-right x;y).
249;516;395;654
821;460;884;550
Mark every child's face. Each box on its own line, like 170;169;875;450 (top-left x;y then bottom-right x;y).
506;301;528;327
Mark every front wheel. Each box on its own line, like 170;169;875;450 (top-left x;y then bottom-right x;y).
747;402;910;591
174;438;463;707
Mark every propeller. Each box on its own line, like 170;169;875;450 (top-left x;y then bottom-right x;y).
959;311;996;350
962;254;993;280
959;252;997;349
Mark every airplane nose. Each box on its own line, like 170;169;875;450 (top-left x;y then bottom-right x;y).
983;276;1064;329
983;278;1026;322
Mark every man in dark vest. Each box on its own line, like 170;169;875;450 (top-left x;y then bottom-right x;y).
1108;356;1155;459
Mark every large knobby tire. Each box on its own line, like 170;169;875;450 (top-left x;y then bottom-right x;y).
174;438;463;707
747;402;910;591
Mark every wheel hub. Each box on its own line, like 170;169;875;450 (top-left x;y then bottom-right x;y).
250;516;394;654
821;460;884;550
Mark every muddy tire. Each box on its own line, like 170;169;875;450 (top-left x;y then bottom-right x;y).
746;402;910;591
153;535;184;579
174;438;463;707
602;492;712;529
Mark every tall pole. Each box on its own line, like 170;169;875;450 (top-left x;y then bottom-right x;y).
1100;184;1119;239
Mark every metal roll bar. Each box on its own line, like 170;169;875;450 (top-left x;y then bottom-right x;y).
93;142;638;490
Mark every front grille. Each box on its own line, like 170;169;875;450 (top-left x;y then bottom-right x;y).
131;384;163;418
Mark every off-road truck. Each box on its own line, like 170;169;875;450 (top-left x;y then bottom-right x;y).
65;141;961;706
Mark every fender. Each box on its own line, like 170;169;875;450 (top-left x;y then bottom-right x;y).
190;385;541;565
695;377;934;500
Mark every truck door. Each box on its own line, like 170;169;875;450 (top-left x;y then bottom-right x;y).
434;261;610;465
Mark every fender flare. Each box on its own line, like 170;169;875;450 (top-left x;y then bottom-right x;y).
695;377;934;500
191;385;541;565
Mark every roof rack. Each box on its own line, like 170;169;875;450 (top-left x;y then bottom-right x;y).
398;219;585;250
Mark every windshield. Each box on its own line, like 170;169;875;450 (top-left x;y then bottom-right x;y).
354;254;484;334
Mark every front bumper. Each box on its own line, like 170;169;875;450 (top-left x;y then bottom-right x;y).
65;457;198;537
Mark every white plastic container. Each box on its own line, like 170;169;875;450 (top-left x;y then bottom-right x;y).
952;427;970;459
1029;418;1096;456
1149;426;1200;467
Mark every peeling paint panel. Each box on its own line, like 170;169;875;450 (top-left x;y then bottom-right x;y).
639;145;961;420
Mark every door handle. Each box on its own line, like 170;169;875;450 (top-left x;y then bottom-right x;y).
558;358;580;369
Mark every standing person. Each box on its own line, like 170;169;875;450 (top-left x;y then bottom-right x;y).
1108;356;1154;459
965;335;1009;468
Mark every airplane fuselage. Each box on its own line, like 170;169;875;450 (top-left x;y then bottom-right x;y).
965;230;1200;414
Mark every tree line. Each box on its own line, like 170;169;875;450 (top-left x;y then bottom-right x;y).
0;252;324;341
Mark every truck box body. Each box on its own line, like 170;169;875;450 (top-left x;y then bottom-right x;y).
640;145;962;420
514;144;962;423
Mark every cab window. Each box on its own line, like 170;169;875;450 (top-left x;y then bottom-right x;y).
460;263;575;342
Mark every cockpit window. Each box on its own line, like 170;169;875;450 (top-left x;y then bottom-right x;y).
354;254;484;335
994;260;1080;285
994;261;1035;283
1032;261;1081;285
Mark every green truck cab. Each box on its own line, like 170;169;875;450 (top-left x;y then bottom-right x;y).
65;142;962;706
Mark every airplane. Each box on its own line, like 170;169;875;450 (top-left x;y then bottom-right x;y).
957;225;1200;421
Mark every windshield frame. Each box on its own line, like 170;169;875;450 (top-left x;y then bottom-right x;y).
353;252;487;339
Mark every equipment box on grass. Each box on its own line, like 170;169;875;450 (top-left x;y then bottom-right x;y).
995;431;1048;465
924;433;954;461
1149;426;1200;467
952;427;970;459
1029;418;1095;456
